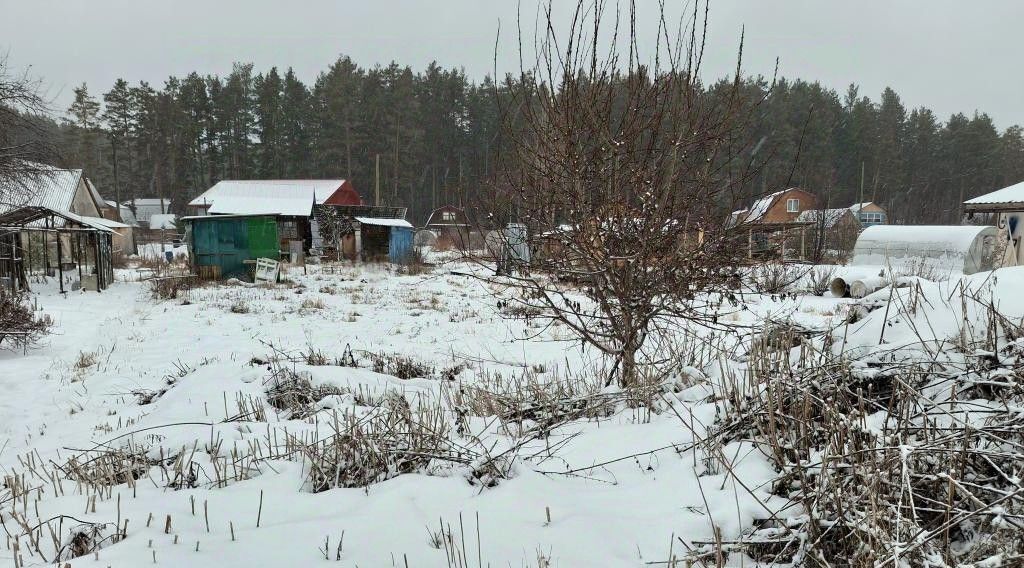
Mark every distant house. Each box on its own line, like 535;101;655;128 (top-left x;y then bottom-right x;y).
424;205;471;248
124;198;172;228
321;180;363;206
187;179;411;261
0;163;135;255
849;202;887;226
730;188;821;227
729;188;821;260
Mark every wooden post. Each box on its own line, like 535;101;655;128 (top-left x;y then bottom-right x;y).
748;229;753;259
56;230;65;294
76;233;83;284
800;228;806;261
43;225;49;276
353;222;362;263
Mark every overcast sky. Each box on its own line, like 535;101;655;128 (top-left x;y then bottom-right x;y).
2;0;1021;128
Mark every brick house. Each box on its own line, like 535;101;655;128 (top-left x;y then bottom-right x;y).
729;188;822;260
730;188;821;226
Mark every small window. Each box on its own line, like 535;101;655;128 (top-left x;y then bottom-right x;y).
442;211;456;222
786;198;800;213
278;221;298;240
860;212;884;225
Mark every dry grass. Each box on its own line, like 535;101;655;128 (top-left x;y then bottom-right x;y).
685;287;1024;567
300;296;327;311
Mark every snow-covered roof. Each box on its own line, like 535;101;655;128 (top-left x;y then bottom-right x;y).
745;190;785;223
106;201;138;226
149;213;178;230
52;210;114;233
188;180;344;216
124;199;171;221
81;215;131;230
0;164;83;214
796;208;854;228
355;217;413;228
848;202;876;213
964;180;1024;207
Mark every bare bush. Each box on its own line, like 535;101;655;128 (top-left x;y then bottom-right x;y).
803;265;836;296
0;289;52;351
0;54;58;207
748;262;802;294
147;274;197;300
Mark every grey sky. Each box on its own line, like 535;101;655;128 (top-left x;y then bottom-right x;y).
2;0;1021;128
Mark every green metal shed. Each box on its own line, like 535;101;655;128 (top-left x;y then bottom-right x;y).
184;215;279;280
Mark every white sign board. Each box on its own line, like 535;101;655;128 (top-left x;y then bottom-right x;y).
254;258;280;283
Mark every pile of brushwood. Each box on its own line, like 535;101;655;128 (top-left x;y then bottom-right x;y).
692;291;1024;566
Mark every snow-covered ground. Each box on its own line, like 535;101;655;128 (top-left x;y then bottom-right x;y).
2;261;1021;566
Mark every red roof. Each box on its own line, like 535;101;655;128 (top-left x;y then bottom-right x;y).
323;180;362;206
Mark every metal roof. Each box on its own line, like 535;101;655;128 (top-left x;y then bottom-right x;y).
355;217;413;228
0;206;113;233
84;215;132;229
0;165;84;216
188;180;345;216
964;180;1024;209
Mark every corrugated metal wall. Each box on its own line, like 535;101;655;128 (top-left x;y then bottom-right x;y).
190;216;279;280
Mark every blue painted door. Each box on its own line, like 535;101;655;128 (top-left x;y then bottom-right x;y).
389;227;414;264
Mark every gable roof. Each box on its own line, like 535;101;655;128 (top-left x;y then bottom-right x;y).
0;164;84;213
189;180;345;216
730;188;815;226
321;180;361;206
425;205;470;227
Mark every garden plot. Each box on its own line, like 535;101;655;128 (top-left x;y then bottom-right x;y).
1;262;1021;566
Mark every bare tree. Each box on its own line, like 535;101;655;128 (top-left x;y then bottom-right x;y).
0;54;56;208
479;1;772;386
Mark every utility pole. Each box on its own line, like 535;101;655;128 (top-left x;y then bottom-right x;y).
859;161;865;206
858;161;865;223
374;154;380;207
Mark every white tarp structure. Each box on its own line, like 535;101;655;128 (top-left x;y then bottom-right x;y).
830;225;1000;298
850;225;998;275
